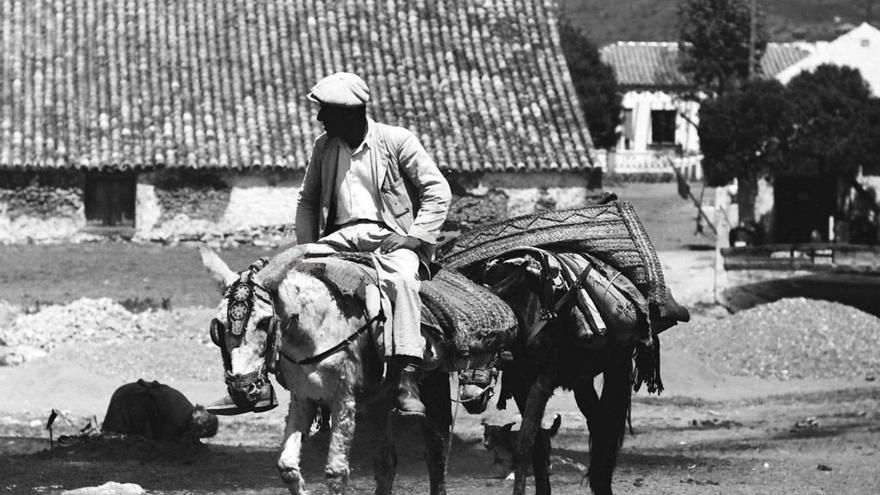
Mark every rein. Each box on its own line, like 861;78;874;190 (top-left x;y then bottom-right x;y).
524;262;594;343
278;309;386;366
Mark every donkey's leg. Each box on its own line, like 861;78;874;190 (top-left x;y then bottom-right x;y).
512;371;555;495
325;395;357;494
574;351;632;495
370;403;396;495
278;395;317;495
419;370;451;495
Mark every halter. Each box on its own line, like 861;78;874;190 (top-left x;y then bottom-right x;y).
210;257;282;376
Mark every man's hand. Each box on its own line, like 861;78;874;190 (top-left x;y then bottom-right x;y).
379;234;421;254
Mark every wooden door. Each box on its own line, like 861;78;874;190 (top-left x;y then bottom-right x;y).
774;175;835;243
85;173;136;226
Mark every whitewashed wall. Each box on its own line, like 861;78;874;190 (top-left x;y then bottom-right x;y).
617;90;701;153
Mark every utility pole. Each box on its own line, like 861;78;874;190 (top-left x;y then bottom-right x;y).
868;0;874;24
748;0;757;80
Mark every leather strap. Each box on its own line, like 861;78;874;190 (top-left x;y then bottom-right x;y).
279;310;386;365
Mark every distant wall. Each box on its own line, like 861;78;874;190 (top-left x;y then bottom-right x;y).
0;170;86;244
2;168;602;245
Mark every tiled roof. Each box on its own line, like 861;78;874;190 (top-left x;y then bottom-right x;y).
0;0;593;171
600;41;813;88
598;42;691;88
759;43;816;78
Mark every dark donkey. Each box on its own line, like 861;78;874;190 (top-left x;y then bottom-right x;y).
477;247;687;495
439;201;689;495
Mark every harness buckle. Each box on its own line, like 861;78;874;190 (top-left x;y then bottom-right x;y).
539;308;557;321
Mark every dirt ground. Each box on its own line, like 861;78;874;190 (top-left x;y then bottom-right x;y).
2;182;879;494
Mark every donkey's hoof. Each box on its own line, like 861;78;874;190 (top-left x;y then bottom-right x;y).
325;471;349;494
277;465;306;494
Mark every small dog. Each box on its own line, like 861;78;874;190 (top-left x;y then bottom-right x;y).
482;414;562;479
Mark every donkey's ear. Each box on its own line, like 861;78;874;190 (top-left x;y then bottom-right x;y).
198;244;238;290
253;245;306;291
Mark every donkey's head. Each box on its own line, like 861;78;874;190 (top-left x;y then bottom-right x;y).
200;245;286;410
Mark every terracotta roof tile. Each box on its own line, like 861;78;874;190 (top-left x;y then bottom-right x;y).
600;41;813;88
0;0;593;171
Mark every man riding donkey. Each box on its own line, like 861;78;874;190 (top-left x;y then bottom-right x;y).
208;72;452;417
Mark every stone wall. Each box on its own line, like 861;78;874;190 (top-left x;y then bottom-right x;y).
448;170;600;218
0;170;87;244
135;169;303;245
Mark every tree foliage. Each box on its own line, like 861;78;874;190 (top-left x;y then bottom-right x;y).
699;79;794;221
786;65;875;176
700;79;793;186
699;65;880;223
678;0;768;93
558;21;622;150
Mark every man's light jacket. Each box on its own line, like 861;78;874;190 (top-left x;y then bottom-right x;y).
295;119;452;270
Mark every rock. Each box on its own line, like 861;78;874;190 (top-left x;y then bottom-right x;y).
817;464;832;471
0;345;48;366
61;482;145;494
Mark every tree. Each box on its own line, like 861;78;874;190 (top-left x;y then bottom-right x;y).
558;21;622;150
699;79;794;223
678;0;768;94
786;65;875;177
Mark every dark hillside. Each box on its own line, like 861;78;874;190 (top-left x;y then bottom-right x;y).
560;0;874;44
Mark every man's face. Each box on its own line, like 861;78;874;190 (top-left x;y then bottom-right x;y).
317;104;360;137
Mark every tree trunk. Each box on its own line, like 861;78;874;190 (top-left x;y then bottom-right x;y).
737;174;758;225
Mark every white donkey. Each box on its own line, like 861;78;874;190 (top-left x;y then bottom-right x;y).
200;245;454;495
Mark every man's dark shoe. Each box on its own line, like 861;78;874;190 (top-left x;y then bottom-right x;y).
394;358;426;417
206;384;278;416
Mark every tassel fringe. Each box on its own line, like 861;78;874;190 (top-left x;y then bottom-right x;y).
632;334;663;394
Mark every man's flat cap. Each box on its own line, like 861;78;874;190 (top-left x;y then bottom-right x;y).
307;72;370;107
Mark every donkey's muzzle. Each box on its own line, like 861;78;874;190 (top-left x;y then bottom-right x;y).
226;371;277;412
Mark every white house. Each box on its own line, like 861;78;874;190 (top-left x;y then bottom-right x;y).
599;41;814;180
777;23;880;95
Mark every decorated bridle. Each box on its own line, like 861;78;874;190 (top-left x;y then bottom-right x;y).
209;257;282;389
210;254;388;383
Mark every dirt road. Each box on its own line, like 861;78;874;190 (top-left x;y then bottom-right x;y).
2;345;878;494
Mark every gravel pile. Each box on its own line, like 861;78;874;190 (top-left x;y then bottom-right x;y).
664;297;880;380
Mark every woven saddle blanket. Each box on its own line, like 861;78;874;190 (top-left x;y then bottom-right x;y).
439;201;681;321
293;253;516;358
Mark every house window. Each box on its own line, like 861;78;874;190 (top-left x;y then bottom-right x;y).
650;110;677;147
85;172;136;226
